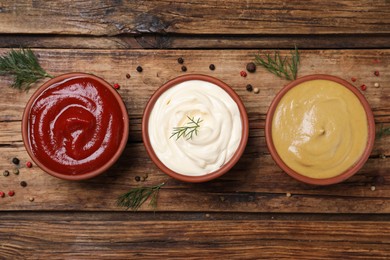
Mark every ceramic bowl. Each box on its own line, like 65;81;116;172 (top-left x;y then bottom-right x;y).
22;72;129;180
265;74;375;185
142;74;249;182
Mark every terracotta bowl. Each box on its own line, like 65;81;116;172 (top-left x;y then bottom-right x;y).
22;73;129;180
265;74;375;185
142;74;249;182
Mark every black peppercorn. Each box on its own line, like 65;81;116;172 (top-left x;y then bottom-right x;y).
12;157;19;165
126;73;131;79
178;57;184;64
135;176;141;182
246;62;256;73
181;66;187;72
20;181;27;187
246;84;253;92
209;64;215;70
3;170;9;177
136;66;143;72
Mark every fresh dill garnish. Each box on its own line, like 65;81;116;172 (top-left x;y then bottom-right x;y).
170;116;203;140
117;182;165;211
377;124;390;139
0;48;53;91
254;46;300;81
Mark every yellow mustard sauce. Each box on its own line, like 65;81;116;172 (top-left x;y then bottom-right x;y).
272;80;368;179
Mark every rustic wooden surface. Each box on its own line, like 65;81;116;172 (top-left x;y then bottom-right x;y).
0;1;390;259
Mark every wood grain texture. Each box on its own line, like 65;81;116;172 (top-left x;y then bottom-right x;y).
0;213;389;259
0;48;389;212
0;1;389;35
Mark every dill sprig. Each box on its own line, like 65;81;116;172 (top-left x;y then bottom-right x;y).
0;48;53;91
377;124;390;139
117;182;165;211
254;46;300;81
170;116;203;140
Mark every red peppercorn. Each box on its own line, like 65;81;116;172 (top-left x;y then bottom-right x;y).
360;84;367;91
374;71;379;76
0;191;4;198
26;161;32;168
351;77;357;82
113;83;120;90
240;71;247;77
8;190;15;197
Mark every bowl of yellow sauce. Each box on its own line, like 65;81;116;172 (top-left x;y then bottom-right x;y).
265;74;375;185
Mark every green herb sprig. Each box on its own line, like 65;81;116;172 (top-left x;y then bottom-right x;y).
0;48;53;91
117;182;165;211
170;116;203;140
254;46;300;81
377;124;390;139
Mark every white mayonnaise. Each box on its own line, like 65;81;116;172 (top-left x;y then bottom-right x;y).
148;80;242;176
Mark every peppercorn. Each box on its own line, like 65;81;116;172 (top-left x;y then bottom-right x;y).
246;62;256;73
20;181;27;187
374;82;380;88
254;88;260;94
136;66;143;72
113;83;120;90
26;161;32;168
209;64;215;70
360;84;367;91
126;73;131;79
181;65;187;72
13;168;19;175
12;157;20;165
135;176;141;182
8;190;15;197
0;191;4;198
29;197;34;202
351;77;357;82
178;57;184;64
240;71;247;77
246;84;253;92
3;170;9;177
374;71;379;76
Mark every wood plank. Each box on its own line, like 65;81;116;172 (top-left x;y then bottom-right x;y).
1;35;390;49
0;213;389;259
0;1;389;35
0;49;389;212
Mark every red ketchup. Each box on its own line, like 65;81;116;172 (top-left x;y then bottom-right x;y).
27;76;124;175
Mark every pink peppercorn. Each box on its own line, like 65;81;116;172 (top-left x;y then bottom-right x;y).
113;83;120;89
26;161;32;168
351;77;357;82
0;191;4;198
8;191;15;197
240;71;247;77
374;71;379;76
361;84;367;91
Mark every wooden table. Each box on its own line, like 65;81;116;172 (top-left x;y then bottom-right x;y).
1;1;389;259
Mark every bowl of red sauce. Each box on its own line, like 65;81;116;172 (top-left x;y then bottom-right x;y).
22;73;129;180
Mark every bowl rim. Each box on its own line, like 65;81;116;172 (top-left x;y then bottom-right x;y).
265;74;375;185
142;74;249;183
21;72;129;181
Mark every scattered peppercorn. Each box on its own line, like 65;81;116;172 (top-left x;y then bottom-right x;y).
8;190;15;197
178;57;184;64
370;186;376;191
374;82;380;88
26;161;32;168
13;168;19;175
29;197;34;202
240;71;247;77
12;157;20;165
374;71;380;76
135;176;141;182
181;65;187;72
360;84;367;91
351;77;357;82
113;83;120;90
246;62;256;73
20;181;27;187
286;192;292;197
136;66;143;72
246;84;253;92
209;64;215;70
3;170;9;177
0;191;4;198
126;73;131;79
254;88;260;94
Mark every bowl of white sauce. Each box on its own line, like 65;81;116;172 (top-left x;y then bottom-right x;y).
142;74;249;182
